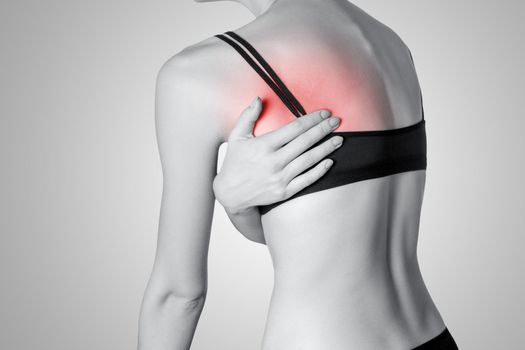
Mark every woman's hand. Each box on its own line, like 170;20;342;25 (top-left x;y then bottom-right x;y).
213;96;343;216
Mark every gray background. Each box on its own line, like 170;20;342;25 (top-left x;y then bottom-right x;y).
1;0;523;349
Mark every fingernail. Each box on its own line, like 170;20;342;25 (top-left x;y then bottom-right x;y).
332;136;343;146
325;159;334;169
329;117;340;127
320;110;331;119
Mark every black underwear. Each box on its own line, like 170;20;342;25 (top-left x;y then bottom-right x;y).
413;327;459;349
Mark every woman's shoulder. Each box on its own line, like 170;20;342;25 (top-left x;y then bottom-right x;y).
157;35;249;143
158;35;230;81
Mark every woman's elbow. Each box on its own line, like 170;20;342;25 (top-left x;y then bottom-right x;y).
244;233;266;245
163;290;207;312
143;283;207;314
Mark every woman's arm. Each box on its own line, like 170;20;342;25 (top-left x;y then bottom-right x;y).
138;50;223;350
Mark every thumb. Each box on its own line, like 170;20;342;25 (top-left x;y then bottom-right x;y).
229;96;263;140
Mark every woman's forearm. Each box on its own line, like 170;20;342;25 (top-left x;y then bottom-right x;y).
138;292;206;350
226;206;266;244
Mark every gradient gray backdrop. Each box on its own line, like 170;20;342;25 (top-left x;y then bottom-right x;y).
1;1;523;349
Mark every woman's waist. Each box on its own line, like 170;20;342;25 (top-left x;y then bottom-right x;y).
263;270;445;350
262;309;445;350
270;256;425;308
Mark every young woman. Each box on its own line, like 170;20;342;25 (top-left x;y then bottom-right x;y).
138;0;459;349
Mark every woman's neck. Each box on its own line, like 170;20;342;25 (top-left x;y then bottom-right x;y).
238;0;346;18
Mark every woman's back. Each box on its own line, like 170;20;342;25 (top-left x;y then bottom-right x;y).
192;0;447;348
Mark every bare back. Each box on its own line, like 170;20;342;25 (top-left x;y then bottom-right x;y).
189;0;446;348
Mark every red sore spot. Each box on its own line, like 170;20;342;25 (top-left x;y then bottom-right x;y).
223;45;391;138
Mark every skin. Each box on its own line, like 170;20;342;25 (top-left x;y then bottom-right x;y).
138;0;448;349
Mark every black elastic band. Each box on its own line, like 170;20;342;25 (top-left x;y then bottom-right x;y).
214;32;305;118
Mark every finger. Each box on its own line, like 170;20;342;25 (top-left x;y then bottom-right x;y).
276;116;341;166
282;135;343;182
229;96;263;140
257;109;332;149
284;158;335;198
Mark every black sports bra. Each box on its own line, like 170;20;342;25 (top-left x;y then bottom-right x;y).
215;31;427;215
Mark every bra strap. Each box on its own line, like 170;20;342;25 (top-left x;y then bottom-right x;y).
215;32;306;118
224;31;307;117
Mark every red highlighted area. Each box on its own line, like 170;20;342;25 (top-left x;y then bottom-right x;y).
222;46;392;137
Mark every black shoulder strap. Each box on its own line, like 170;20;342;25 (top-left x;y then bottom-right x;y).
214;31;306;118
